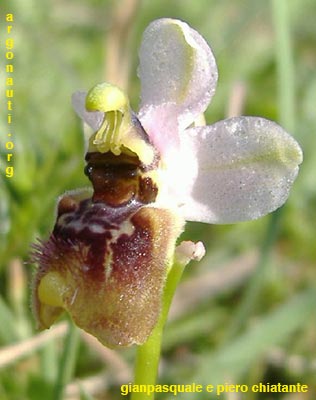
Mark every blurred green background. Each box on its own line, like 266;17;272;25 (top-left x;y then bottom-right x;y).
0;0;315;399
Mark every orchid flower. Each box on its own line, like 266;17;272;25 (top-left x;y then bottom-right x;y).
32;18;302;348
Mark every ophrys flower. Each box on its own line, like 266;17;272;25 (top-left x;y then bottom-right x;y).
32;18;302;347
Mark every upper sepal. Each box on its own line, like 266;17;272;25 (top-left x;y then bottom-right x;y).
138;18;218;130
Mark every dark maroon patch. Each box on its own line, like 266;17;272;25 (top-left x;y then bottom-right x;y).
48;197;144;276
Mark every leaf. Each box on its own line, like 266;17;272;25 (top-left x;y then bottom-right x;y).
180;288;316;399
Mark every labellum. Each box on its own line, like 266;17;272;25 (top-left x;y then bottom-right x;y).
32;83;184;347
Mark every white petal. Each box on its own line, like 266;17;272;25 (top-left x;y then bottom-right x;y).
138;103;180;160
71;91;104;131
179;117;303;224
138;18;218;129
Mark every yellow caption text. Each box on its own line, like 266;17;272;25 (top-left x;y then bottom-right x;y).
121;382;308;396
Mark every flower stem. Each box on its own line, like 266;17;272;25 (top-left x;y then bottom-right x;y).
131;258;187;400
53;319;80;400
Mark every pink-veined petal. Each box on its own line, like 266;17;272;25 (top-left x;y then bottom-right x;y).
178;117;303;224
138;18;218;130
72;91;104;131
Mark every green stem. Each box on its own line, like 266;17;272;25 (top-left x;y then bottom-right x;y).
271;0;296;132
53;319;80;400
131;259;187;400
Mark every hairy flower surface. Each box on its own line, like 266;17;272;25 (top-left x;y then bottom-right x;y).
33;18;302;347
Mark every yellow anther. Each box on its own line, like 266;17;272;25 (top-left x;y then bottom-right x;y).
86;83;129;113
85;82;155;165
